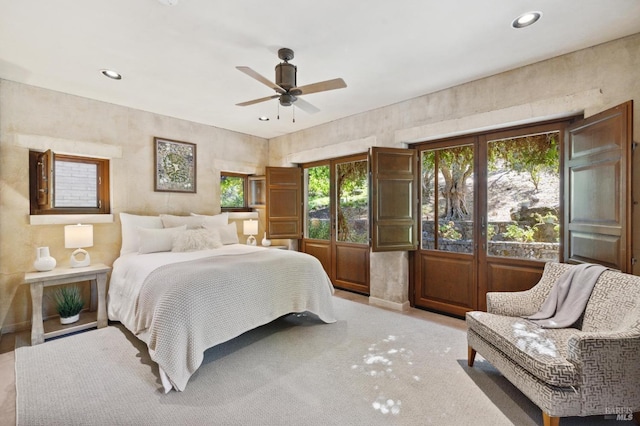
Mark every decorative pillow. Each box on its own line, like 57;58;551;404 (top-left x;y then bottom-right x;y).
172;228;223;252
190;212;229;228
137;225;186;254
120;213;163;256
203;222;239;245
160;214;204;230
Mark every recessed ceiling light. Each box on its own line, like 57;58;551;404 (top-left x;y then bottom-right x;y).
258;116;270;121
100;69;122;80
512;11;542;29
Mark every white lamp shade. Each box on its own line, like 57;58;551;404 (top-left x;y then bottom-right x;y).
243;220;258;236
65;224;93;249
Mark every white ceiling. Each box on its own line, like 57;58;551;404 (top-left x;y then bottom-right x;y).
1;1;639;140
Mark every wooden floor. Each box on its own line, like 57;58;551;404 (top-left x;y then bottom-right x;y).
0;290;465;426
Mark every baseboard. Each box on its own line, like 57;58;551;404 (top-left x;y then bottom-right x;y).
1;319;30;335
368;296;410;311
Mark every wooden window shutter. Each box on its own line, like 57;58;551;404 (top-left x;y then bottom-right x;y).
370;147;418;252
265;166;302;239
36;150;54;209
564;101;633;272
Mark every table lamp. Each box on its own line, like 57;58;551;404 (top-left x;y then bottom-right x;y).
65;224;93;267
243;219;258;246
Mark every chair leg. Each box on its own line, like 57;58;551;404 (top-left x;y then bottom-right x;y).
633;412;639;425
542;412;560;426
467;346;476;367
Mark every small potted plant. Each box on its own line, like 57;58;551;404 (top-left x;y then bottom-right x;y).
53;286;84;324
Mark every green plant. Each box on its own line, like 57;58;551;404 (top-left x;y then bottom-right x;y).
504;224;535;242
53;286;84;318
487;224;497;241
307;218;331;240
534;212;557;224
438;221;462;240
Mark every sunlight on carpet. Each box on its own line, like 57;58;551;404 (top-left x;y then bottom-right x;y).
15;297;617;426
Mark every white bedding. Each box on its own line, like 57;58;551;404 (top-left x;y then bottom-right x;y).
107;244;336;392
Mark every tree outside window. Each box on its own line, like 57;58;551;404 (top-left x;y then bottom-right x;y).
220;173;246;209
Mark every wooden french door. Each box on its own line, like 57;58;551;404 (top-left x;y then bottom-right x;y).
301;154;370;294
413;104;632;316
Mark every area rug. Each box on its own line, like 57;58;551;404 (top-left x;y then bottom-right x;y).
15;297;616;425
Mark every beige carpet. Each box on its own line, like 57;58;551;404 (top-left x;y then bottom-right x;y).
15;297;619;425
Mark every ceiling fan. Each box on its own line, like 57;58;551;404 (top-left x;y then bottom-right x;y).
236;48;346;114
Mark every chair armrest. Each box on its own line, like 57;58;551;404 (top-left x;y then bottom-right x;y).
486;290;543;316
567;330;640;409
486;262;569;316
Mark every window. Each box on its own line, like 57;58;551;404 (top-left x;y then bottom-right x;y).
220;172;248;211
29;150;110;215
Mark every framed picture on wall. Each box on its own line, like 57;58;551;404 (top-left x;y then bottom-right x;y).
154;137;197;193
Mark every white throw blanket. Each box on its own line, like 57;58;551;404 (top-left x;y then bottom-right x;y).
108;246;336;392
525;263;607;328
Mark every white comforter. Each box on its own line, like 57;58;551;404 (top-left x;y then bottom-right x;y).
108;244;336;392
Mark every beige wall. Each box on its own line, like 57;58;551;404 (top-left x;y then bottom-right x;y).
269;33;640;307
0;82;268;333
2;33;639;334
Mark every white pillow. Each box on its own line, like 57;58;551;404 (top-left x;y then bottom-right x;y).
203;222;239;245
190;212;229;228
120;213;163;256
160;214;204;229
137;225;186;254
172;228;223;252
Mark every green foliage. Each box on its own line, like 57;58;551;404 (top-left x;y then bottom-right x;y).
307;219;330;240
503;224;535;242
307;166;330;200
54;286;84;318
487;224;497;241
337;161;367;196
534;212;558;224
307;196;330;211
488;133;559;190
220;175;244;207
438;221;462;240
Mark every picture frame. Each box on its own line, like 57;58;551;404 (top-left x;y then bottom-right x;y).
154;137;197;193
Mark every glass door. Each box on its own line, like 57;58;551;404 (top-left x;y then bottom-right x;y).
302;154;370;294
415;138;477;316
414;121;566;316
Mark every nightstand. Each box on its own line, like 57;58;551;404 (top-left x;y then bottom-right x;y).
23;263;110;345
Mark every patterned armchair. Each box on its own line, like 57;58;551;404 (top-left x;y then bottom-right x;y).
466;262;640;426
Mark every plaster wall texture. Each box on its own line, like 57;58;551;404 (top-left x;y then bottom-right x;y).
1;33;639;333
269;33;640;305
0;81;268;332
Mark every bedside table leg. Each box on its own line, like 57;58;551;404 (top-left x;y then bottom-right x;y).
30;282;44;345
96;273;107;328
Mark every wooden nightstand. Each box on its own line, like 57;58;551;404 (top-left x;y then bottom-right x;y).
23;263;110;345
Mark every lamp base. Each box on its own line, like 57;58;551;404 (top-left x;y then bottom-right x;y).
70;248;90;268
246;235;257;246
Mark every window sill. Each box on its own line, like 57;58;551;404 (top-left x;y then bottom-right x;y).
29;214;114;225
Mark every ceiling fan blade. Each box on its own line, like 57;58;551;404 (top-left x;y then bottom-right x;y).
296;78;347;96
236;66;285;94
236;94;279;107
294;97;320;114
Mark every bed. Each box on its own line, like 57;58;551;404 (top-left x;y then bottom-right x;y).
107;213;336;392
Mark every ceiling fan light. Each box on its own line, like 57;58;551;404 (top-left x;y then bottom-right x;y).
279;93;296;106
512;11;542;28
